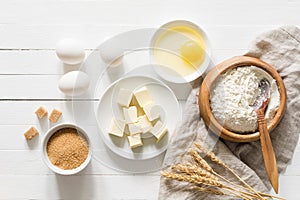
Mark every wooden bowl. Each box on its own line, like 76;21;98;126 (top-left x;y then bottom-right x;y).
199;56;286;142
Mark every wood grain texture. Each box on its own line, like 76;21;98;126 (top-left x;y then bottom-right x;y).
0;25;280;49
0;0;299;199
0;1;297;26
0;49;246;75
0;174;160;199
257;106;279;193
199;56;287;142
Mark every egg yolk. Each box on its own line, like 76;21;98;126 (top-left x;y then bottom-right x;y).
180;40;204;64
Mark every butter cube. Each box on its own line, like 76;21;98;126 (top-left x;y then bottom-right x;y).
123;106;138;123
134;87;153;107
108;119;125;137
128;123;142;135
137;115;152;133
130;96;145;116
143;103;161;121
151;120;168;142
127;134;143;148
117;88;133;107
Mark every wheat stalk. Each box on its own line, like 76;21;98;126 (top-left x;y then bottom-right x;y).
162;170;255;200
194;143;285;200
194;143;265;199
163;171;247;199
194;186;251;199
192;186;226;196
222;187;253;200
190;149;256;199
194;185;253;200
160;143;285;200
161;171;252;199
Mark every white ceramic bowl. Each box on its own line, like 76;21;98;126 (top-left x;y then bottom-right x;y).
42;123;92;175
150;20;211;83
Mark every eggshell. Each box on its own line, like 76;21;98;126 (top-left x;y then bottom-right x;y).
56;39;85;65
58;71;90;96
99;38;124;64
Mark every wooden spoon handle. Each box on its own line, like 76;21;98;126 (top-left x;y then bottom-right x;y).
257;109;279;193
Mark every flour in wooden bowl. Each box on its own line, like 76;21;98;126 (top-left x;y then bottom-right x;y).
210;66;280;133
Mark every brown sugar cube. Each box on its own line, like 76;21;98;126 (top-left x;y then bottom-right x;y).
49;109;62;123
35;106;48;119
24;126;39;140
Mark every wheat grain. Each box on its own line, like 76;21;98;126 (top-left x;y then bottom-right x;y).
191;174;222;187
194;143;224;166
161;171;222;187
172;164;218;181
189;150;213;172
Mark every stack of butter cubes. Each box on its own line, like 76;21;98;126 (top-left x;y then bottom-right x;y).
108;86;168;149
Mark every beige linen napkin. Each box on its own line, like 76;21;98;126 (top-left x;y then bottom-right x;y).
159;26;300;199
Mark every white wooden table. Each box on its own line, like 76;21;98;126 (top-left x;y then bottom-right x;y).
1;0;299;199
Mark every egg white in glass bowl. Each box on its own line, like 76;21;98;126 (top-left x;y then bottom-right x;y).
150;20;211;83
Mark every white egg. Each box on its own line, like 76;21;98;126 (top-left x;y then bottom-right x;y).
56;39;85;65
99;38;124;64
58;71;90;96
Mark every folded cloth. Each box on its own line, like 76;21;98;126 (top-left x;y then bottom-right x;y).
159;26;300;200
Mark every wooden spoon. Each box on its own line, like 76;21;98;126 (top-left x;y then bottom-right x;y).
252;78;279;193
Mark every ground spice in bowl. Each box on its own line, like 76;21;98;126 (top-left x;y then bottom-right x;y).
46;128;89;170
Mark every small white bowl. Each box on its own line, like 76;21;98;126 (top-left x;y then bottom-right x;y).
150;20;211;83
42;123;92;175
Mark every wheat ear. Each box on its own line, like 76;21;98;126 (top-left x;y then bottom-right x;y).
189;150;213;172
194;143;266;200
162;171;251;200
172;164;217;181
191;147;267;200
161;171;221;187
194;144;284;200
189;149;243;196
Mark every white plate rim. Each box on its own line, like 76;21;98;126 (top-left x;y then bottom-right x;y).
95;74;180;160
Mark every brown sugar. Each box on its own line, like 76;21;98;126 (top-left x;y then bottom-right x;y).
46;128;89;170
35;106;48;119
49;109;62;123
24;126;39;140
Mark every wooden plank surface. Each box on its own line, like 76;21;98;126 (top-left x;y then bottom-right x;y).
0;0;299;199
0;49;246;75
0;1;298;26
0;175;160;199
0;25;281;49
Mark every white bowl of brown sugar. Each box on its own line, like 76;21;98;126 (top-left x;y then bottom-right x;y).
42;123;92;175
